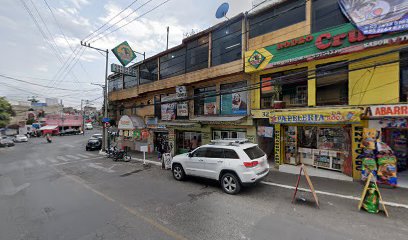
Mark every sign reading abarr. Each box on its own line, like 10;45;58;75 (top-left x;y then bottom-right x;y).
112;41;136;66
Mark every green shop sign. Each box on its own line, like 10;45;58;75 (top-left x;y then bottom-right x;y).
245;23;408;73
112;41;136;66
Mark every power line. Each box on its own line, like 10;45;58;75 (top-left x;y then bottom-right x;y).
90;0;172;43
0;74;99;92
82;0;140;42
86;0;154;43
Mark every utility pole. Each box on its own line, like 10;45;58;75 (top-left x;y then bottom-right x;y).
166;26;169;50
81;41;109;152
81;99;89;135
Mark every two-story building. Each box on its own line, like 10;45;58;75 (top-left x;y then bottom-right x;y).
108;14;256;155
108;0;408;181
245;0;408;180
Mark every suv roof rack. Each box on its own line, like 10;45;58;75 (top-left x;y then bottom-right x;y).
210;138;250;146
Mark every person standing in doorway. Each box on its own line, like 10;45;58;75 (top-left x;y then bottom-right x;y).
190;136;198;151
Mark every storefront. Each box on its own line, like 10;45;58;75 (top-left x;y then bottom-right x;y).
253;108;362;177
117;115;147;151
365;104;408;172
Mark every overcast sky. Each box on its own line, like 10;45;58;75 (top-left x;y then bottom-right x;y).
0;0;254;108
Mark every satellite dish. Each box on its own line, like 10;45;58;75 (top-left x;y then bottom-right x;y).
216;2;229;19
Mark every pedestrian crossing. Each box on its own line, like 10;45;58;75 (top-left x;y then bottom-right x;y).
0;152;101;173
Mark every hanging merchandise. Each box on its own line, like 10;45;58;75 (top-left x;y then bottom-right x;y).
361;156;377;182
362;182;380;214
376;153;397;187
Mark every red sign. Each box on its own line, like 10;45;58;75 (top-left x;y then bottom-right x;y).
365;104;408;117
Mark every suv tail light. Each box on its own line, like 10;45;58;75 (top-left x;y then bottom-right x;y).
243;161;259;168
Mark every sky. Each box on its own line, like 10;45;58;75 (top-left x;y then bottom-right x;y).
0;0;255;109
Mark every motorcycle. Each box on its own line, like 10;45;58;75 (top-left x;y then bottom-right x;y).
105;146;118;158
113;148;131;162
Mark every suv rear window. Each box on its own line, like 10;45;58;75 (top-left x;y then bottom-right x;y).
244;146;265;160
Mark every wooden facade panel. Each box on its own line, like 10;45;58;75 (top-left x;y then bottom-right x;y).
109;60;244;102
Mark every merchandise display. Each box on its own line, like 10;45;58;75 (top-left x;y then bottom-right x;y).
362;182;380;214
284;126;298;165
361;157;377;182
377;153;397;187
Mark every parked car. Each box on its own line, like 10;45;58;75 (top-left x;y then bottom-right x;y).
86;137;102;151
60;128;80;136
13;135;28;143
85;123;93;130
0;136;15;147
91;133;103;139
171;139;269;195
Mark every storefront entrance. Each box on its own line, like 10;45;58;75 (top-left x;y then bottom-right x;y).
154;131;168;153
176;131;202;154
282;125;352;174
383;128;408;188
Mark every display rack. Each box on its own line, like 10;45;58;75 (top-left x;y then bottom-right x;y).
285;126;299;165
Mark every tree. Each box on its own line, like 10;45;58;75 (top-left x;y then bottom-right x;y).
0;97;14;128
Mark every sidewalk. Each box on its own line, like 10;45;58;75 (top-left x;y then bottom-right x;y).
127;151;408;206
264;169;408;206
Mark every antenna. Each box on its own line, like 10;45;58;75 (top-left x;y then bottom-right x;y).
215;2;230;20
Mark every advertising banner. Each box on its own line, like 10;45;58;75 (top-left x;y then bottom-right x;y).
177;102;188;117
221;92;248;115
257;126;274;138
161;94;177;121
364;104;408;117
112;41;136;66
269;109;362;124
339;0;408;35
204;96;217;115
245;23;408;73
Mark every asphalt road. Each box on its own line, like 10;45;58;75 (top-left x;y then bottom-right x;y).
1;130;408;240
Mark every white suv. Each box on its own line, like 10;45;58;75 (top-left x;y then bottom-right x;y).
171;139;269;194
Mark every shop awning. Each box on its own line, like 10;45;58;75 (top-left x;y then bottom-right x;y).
158;122;198;127
190;116;246;124
118;115;146;130
39;125;59;130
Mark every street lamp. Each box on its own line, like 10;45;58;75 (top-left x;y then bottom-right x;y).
81;41;109;151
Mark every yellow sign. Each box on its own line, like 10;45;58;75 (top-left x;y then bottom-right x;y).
251;109;272;119
269;109;362;124
274;124;281;166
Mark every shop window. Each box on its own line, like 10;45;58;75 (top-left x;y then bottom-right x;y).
220;81;247;115
119;107;125;116
400;51;408;102
316;62;348;106
160;93;188;120
139;60;158;84
213;130;246;140
160;47;186;79
154;95;161;119
177;131;202;154
109;75;123;92
311;0;349;33
260;68;308;109
124;73;138;89
194;86;216;115
211;19;242;66
186;35;209;72
249;0;306;38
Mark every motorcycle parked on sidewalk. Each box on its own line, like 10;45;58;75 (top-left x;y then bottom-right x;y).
113;148;131;162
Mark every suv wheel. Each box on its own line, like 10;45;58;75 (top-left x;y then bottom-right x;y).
172;164;185;181
221;173;241;195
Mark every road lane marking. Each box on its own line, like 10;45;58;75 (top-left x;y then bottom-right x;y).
64;144;75;148
261;181;408;209
23;160;33;168
66;155;81;160
46;157;58;163
83;153;96;157
76;154;89;158
56;156;69;162
49;166;188;240
52;156;104;166
35;159;45;165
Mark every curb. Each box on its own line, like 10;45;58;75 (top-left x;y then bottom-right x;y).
261;181;408;209
131;157;162;166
